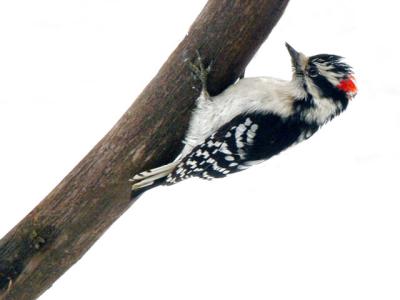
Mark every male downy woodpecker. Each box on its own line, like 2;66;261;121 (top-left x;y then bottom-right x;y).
130;43;357;196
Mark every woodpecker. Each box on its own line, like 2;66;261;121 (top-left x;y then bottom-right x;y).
130;43;357;196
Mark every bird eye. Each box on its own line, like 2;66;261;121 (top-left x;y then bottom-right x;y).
308;66;319;77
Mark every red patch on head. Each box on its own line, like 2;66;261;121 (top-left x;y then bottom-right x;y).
337;77;357;95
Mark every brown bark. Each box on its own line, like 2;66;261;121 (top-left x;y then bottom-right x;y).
0;0;289;298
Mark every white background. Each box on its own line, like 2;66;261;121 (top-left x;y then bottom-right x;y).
1;1;399;299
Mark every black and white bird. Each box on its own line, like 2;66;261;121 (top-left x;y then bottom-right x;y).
130;43;357;196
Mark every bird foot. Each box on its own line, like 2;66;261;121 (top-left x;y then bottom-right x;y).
188;50;213;92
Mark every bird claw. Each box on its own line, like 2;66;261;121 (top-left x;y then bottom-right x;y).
188;50;212;91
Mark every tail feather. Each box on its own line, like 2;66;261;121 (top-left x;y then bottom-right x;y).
130;162;178;198
130;163;178;182
130;177;166;199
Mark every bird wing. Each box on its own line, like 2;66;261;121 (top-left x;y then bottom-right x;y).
165;112;307;185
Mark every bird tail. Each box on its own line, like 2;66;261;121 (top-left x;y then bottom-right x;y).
130;162;179;198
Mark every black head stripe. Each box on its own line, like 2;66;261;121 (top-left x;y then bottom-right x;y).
307;54;352;108
311;74;349;109
310;54;353;75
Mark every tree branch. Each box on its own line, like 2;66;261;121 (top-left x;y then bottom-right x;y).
0;1;289;298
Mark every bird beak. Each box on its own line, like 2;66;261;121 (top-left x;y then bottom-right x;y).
286;42;300;62
285;42;307;74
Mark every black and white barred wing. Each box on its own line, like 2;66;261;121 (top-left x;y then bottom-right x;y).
165;114;269;185
132;112;308;192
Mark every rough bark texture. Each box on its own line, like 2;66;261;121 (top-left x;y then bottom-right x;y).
0;0;289;298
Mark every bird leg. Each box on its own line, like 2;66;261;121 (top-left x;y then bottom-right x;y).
188;50;213;96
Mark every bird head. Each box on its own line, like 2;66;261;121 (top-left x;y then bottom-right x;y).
286;43;357;123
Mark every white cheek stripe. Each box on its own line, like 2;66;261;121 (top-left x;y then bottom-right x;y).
315;62;343;86
303;75;341;125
